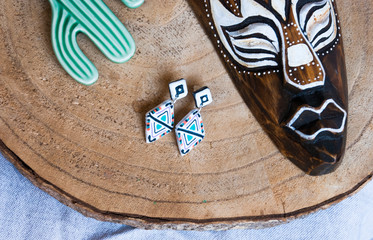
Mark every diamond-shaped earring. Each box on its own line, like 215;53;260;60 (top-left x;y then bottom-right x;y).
175;86;213;156
145;79;188;143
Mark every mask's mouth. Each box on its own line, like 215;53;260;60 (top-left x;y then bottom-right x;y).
286;99;347;141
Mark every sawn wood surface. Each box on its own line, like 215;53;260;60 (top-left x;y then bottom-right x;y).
0;0;372;230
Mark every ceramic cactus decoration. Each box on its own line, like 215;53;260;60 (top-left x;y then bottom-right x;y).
189;0;348;175
49;0;143;85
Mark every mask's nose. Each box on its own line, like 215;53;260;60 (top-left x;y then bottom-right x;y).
282;9;325;91
287;43;313;67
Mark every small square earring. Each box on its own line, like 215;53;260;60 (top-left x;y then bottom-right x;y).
175;86;213;156
145;79;188;143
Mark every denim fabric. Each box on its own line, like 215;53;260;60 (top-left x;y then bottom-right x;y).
0;153;372;240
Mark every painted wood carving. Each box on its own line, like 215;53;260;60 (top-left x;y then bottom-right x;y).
189;0;348;175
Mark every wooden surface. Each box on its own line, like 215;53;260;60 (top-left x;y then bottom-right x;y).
0;0;372;230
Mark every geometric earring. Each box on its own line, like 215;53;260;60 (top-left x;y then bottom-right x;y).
145;79;188;143
175;86;213;156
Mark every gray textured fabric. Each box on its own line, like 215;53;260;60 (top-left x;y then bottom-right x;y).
0;153;372;240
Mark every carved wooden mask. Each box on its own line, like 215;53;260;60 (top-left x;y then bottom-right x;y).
189;0;348;175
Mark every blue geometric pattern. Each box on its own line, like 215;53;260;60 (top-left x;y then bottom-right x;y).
145;100;174;143
175;109;205;156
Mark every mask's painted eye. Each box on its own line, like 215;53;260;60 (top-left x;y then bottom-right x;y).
222;16;281;69
296;0;337;52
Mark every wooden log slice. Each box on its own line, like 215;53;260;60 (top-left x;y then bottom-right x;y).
0;0;372;230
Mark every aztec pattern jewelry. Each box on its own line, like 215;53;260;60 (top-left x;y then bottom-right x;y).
145;79;188;143
175;87;213;156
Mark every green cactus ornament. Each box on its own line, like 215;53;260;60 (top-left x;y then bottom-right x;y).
49;0;143;85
